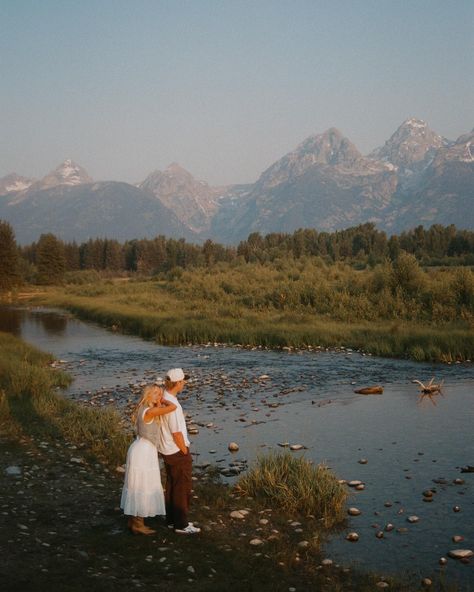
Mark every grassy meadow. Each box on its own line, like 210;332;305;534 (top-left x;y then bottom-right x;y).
18;255;474;362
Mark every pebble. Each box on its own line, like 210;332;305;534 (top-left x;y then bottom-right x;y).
452;535;464;543
453;506;461;513
297;540;310;549
407;516;419;523
439;557;448;565
289;444;304;451
421;578;432;587
5;466;22;476
385;523;394;532
249;538;264;546
348;480;362;487
376;531;384;539
358;459;368;464
346;532;359;542
348;507;361;516
321;559;333;566
230;510;249;519
355;484;365;491
376;582;389;588
228;442;239;452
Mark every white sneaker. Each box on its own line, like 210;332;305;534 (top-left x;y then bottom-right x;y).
175;524;201;534
168;521;193;529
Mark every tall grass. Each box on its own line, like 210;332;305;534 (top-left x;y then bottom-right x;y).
236;451;348;528
0;332;129;466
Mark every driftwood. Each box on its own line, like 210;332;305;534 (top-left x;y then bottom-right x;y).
354;386;384;395
413;378;444;394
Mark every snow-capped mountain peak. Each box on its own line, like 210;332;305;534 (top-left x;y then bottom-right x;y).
27;159;93;192
53;159;93;186
369;118;450;170
0;173;34;195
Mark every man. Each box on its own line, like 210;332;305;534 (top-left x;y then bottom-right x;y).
158;368;200;534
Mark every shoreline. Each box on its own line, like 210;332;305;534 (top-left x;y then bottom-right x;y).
8;284;474;364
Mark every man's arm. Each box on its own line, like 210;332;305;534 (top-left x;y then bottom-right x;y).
172;431;188;454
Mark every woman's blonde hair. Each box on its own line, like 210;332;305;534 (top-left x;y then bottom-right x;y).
131;384;160;424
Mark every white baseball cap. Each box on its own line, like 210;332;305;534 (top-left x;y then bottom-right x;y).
166;368;189;382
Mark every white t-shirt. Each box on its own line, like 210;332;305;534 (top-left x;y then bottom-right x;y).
158;391;190;455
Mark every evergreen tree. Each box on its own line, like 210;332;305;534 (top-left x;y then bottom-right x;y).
0;220;20;291
36;233;66;284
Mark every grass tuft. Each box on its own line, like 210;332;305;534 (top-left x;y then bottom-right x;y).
236;451;348;528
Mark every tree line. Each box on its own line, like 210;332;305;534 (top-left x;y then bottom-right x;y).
1;220;473;289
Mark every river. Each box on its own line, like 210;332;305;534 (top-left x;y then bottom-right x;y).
1;306;473;588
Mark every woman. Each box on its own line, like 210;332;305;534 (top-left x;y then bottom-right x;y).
120;384;176;535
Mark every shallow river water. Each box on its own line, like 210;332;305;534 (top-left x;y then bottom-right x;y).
1;306;473;588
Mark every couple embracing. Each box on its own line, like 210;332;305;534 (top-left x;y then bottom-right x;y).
120;368;200;535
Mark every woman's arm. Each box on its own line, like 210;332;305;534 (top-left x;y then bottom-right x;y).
144;400;176;420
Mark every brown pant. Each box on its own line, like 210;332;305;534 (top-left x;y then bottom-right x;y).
161;450;192;529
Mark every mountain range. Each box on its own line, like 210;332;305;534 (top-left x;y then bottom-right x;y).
1;119;473;245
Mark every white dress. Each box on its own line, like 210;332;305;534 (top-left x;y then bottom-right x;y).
120;407;165;517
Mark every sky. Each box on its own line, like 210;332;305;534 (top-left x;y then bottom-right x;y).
1;0;473;186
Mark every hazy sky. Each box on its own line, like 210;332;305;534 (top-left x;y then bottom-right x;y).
1;0;473;185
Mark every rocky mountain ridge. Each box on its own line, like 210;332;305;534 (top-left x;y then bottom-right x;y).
1;119;472;244
138;163;223;233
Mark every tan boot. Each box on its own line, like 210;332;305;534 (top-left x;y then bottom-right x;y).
129;516;156;535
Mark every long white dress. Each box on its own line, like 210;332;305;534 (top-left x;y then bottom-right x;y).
120;406;165;517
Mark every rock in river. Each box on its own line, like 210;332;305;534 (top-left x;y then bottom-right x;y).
407;515;420;523
348;507;361;516
448;549;473;560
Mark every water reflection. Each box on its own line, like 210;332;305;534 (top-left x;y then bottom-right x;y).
0;306;21;335
0;306;67;336
36;311;67;335
418;391;445;407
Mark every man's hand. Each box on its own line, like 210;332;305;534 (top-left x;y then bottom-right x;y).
172;431;188;454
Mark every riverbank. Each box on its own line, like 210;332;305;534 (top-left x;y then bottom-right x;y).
11;279;474;363
1;330;453;592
